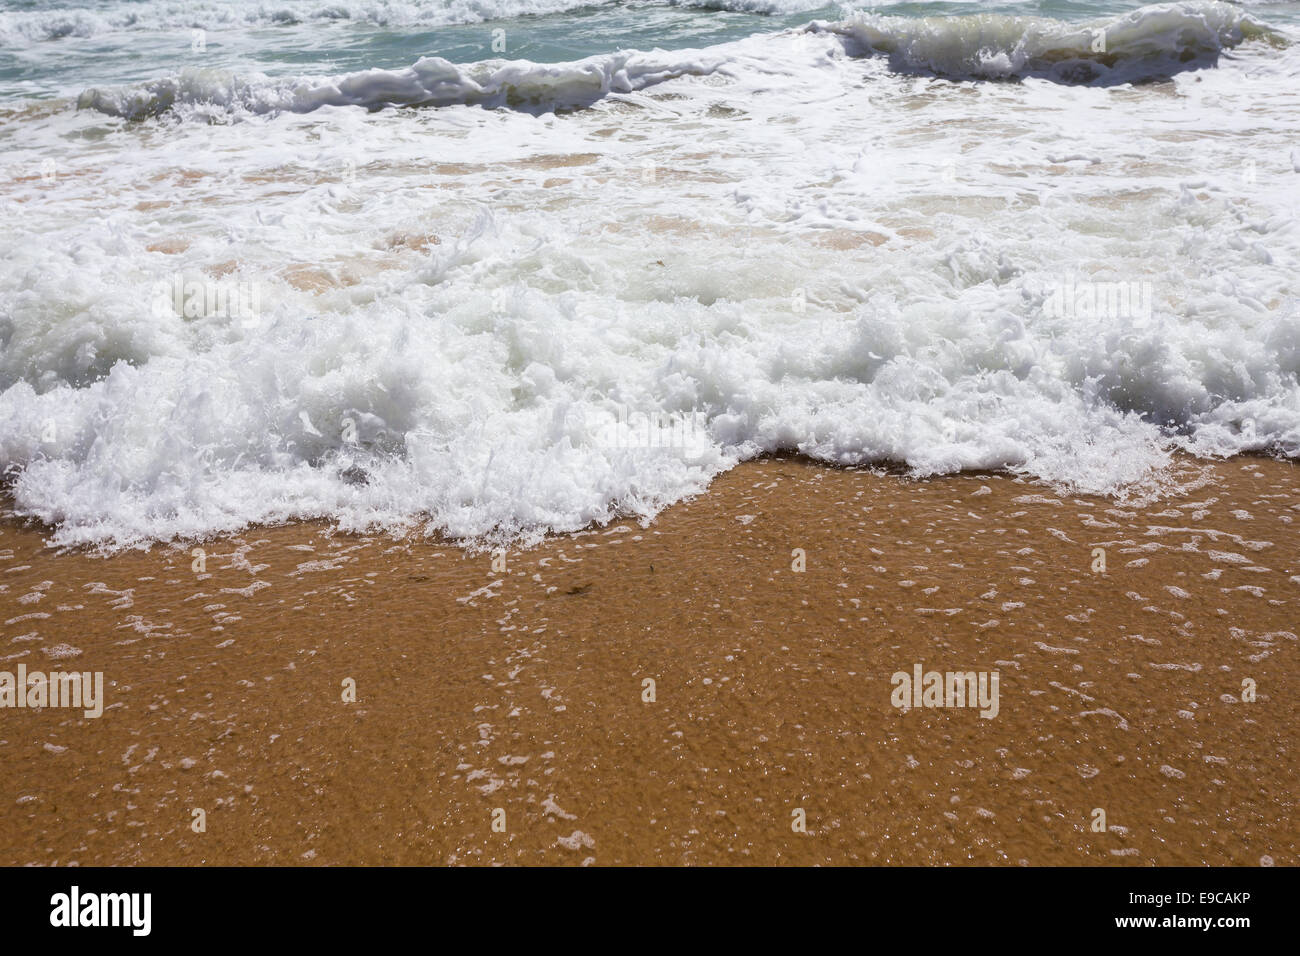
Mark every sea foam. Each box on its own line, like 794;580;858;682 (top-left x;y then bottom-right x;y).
3;5;1299;550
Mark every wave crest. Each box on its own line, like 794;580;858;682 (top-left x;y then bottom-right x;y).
818;1;1281;84
76;48;731;119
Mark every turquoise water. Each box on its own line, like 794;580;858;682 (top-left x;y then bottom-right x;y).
3;1;1297;100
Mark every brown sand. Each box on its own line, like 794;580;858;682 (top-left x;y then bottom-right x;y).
0;456;1295;866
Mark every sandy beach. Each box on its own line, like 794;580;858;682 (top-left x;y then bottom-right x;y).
1;455;1294;866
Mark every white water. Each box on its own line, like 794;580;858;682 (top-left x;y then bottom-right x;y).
825;2;1283;82
1;2;1298;549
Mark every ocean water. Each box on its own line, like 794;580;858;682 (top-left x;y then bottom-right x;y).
1;0;1298;548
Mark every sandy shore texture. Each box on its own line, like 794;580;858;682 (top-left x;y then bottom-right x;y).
0;455;1296;866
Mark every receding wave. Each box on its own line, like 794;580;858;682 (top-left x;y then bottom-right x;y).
818;1;1281;84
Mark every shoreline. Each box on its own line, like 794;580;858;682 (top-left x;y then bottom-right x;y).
1;454;1296;865
0;448;1257;558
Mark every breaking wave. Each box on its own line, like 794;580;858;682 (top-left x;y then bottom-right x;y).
75;46;734;119
820;1;1281;84
73;1;1284;123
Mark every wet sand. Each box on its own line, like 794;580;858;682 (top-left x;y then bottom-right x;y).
0;456;1295;866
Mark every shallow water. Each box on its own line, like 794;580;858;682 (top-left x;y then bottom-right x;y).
1;1;1298;548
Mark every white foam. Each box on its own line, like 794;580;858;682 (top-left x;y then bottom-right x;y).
2;7;1298;550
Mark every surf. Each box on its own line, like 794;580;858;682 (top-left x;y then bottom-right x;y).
70;1;1284;123
820;0;1282;84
